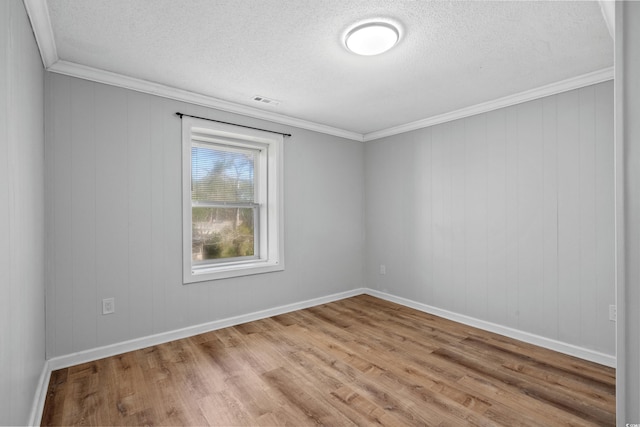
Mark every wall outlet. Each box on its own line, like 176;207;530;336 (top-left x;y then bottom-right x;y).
102;297;115;315
609;304;616;322
379;264;386;275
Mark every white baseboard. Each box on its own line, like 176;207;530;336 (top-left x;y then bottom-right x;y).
364;289;616;368
33;286;615;424
47;288;366;371
28;360;51;426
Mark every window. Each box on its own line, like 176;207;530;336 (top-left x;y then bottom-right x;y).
182;116;284;282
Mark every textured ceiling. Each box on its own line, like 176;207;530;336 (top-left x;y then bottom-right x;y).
46;0;613;136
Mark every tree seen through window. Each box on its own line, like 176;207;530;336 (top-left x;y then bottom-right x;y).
191;146;257;261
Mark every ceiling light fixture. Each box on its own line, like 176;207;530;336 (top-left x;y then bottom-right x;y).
345;22;399;56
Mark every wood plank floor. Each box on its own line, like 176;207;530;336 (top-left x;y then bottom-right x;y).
41;295;616;426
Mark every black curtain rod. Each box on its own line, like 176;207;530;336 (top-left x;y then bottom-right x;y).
176;112;292;137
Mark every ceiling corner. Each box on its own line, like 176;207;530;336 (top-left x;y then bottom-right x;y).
598;0;615;39
23;0;58;68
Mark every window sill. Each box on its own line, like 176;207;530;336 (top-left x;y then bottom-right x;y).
184;260;284;283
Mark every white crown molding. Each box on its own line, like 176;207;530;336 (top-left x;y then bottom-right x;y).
22;0;58;68
363;66;615;142
49;59;613;144
47;60;364;142
25;0;612;143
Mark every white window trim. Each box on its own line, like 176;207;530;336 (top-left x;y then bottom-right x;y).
182;116;284;283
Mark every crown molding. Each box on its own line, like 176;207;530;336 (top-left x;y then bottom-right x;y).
26;0;612;144
23;0;57;68
47;60;364;142
49;60;612;144
363;66;615;142
23;1;363;141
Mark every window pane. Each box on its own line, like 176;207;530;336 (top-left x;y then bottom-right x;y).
192;146;256;203
192;207;255;261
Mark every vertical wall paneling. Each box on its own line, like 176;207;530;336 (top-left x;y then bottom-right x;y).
541;96;559;340
50;73;74;356
163;99;187;326
387;139;410;298
70;78;97;351
464;114;488;320
504;105;520;329
367;141;399;295
403;134;419;301
578;86;598;349
0;0;10;416
149;99;167;334
156;98;182;328
415;130;433;304
485;109;508;325
283;127;364;299
450;123;466;315
442;125;454;311
430;126;451;307
556;89;582;344
516;99;544;336
364;81;615;356
44;63;54;359
0;0;46;424
594;82;615;354
94;84;130;346
45;74;365;358
127;91;154;338
620;1;640;419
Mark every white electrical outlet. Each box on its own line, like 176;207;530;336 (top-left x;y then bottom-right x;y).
379;264;386;275
609;304;616;322
102;297;115;315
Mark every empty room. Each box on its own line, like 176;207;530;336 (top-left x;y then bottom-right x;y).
2;0;640;425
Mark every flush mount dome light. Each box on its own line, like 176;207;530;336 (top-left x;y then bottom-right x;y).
345;22;399;56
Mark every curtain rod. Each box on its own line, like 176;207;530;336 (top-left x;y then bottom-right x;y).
175;112;292;137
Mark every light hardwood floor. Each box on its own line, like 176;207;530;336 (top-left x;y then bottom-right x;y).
41;295;615;426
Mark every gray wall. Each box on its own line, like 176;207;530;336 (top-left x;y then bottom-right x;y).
620;1;640;422
45;73;616;361
364;81;615;356
45;73;364;358
0;0;46;424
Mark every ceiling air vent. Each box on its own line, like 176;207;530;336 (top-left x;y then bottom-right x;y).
252;95;281;106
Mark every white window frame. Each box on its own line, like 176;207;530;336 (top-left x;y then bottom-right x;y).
182;116;284;283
